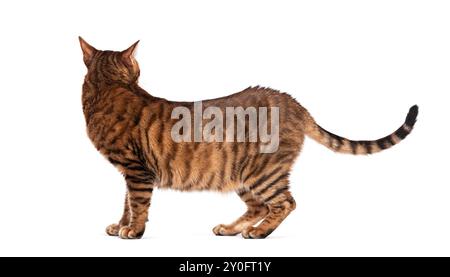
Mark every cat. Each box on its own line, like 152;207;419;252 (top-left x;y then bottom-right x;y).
79;37;418;239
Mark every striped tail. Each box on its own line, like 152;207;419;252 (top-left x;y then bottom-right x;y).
305;105;418;155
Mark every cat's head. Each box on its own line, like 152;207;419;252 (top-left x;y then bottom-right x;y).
79;37;140;85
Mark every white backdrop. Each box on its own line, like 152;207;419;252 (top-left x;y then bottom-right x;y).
0;0;449;257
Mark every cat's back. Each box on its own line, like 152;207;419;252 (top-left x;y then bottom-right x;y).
198;86;299;109
142;86;306;191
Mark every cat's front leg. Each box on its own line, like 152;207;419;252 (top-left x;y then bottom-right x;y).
117;170;155;239
106;192;130;236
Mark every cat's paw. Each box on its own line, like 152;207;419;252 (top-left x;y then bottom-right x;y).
212;224;240;236
106;223;120;236
241;227;273;239
118;226;144;239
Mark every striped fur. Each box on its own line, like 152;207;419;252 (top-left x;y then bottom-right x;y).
79;37;418;239
305;105;418;155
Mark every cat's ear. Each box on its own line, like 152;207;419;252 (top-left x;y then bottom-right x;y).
79;36;97;66
121;40;140;60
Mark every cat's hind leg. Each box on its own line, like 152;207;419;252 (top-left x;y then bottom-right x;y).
213;190;268;236
242;175;296;239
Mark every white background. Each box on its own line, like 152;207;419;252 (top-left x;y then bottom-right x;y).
0;0;448;257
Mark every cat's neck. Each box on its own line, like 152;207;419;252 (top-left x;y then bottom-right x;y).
82;80;155;123
82;81;102;123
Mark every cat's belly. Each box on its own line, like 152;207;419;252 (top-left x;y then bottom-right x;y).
156;168;240;192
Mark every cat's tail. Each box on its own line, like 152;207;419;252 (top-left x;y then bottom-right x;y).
303;105;418;155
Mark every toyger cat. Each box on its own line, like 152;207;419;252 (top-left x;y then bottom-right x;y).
79;37;418;239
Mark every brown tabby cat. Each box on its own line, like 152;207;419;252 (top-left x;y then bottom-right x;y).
79;37;418;239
